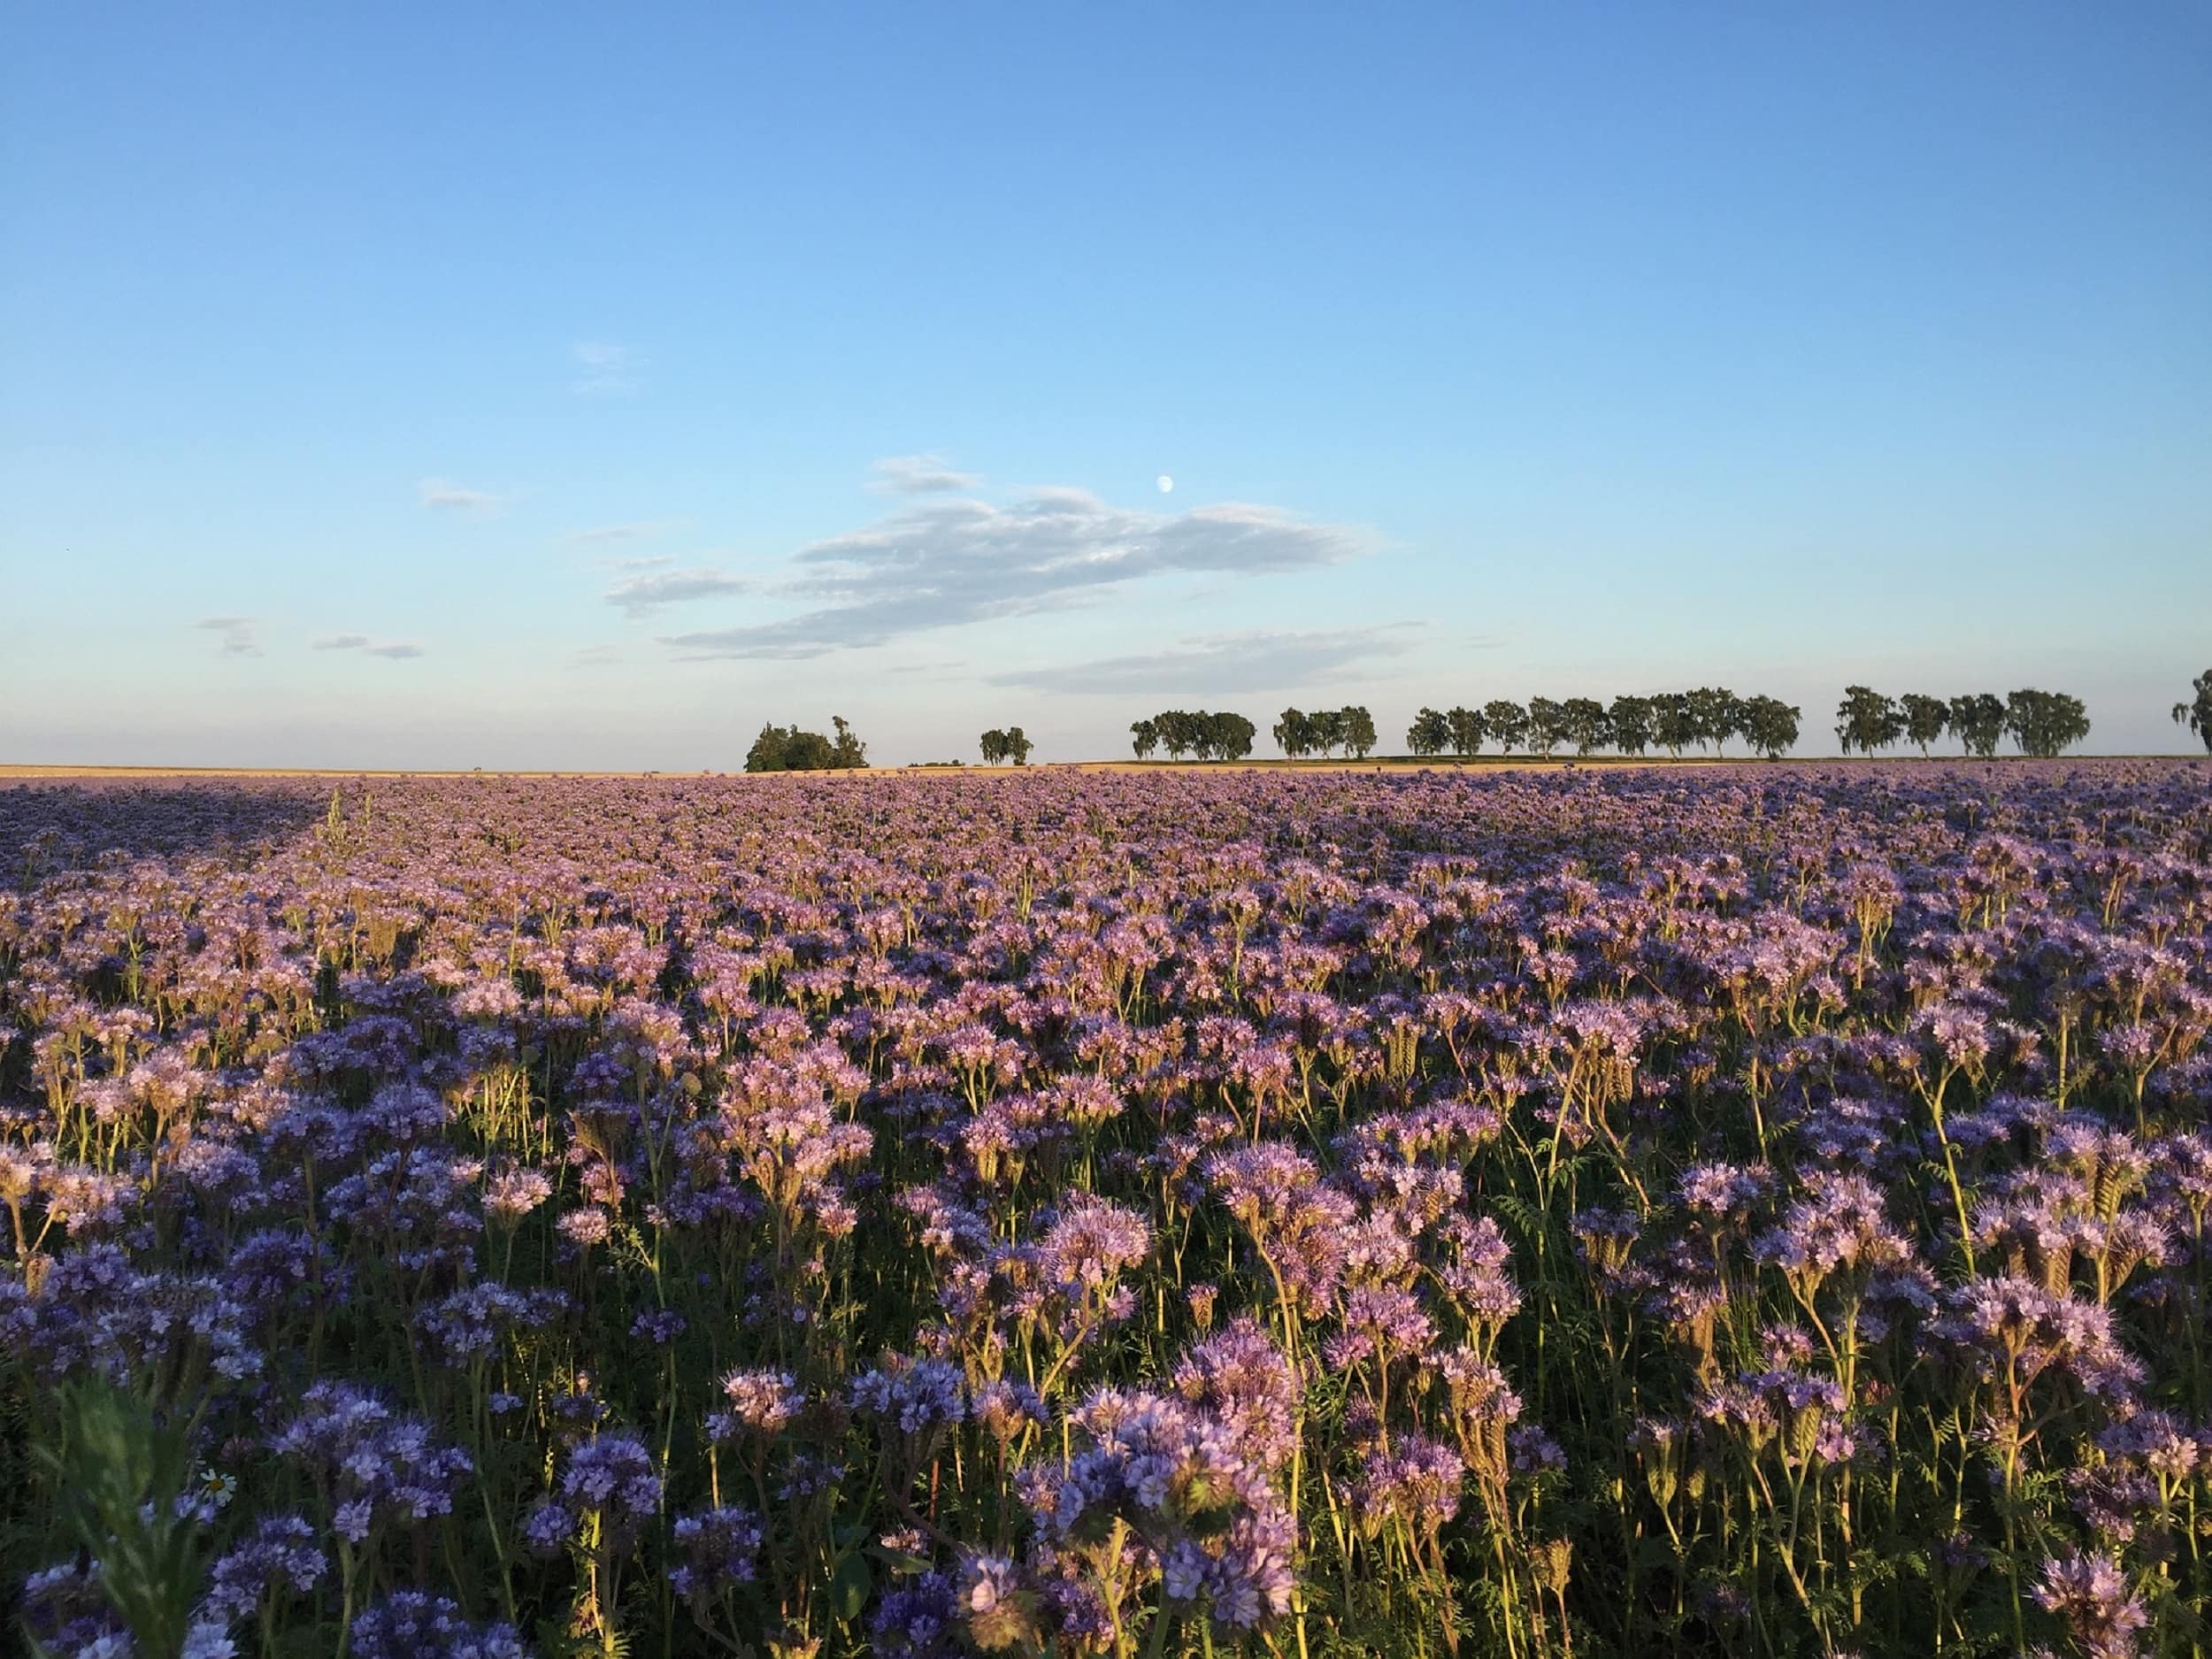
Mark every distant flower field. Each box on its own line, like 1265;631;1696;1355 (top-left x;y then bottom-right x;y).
4;764;2210;1659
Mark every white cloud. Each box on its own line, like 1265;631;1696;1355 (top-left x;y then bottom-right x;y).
605;565;755;618
419;478;505;514
565;519;680;545
988;627;1416;695
572;342;641;396
869;454;982;495
317;634;425;660
196;616;260;657
659;488;1375;660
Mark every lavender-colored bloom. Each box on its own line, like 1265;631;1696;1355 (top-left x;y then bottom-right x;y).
1038;1194;1152;1296
273;1382;472;1541
1174;1316;1301;1471
482;1165;552;1226
872;1571;963;1659
1323;1284;1435;1372
2032;1548;2150;1659
526;1432;664;1553
202;1513;327;1621
972;1378;1049;1447
22;1559;129;1655
667;1505;764;1608
715;1366;804;1438
1351;1433;1466;1532
347;1591;527;1659
851;1355;968;1435
1935;1273;2146;1401
1161;1501;1298;1630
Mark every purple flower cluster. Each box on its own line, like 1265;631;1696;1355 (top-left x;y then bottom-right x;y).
273;1381;472;1543
525;1432;664;1552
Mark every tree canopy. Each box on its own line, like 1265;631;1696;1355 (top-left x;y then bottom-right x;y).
2175;670;2212;755
745;716;867;772
1140;710;1256;761
2004;689;2091;759
979;727;1034;766
1275;706;1376;759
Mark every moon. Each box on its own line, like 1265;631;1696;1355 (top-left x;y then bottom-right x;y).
1156;474;1174;494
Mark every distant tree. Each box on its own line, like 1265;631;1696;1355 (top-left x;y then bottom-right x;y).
1130;718;1160;761
1652;692;1699;758
979;729;1008;764
2005;689;2091;759
1407;707;1451;757
1273;708;1313;759
745;722;791;772
1144;710;1254;761
747;721;850;772
1608;695;1654;757
1310;709;1349;757
1003;726;1033;765
1741;695;1802;760
1484;699;1529;755
789;729;836;770
2174;669;2212;754
1525;697;1567;758
1446;705;1487;757
1341;707;1378;760
1835;686;1904;756
1899;695;1949;758
1947;694;2007;760
1686;687;1745;757
1561;697;1612;756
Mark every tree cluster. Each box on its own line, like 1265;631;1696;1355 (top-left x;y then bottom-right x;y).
1835;687;2091;759
1405;690;1803;760
1128;710;1258;762
743;716;868;772
978;727;1034;766
1271;706;1379;759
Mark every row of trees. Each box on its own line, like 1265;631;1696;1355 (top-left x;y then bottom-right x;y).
755;672;2196;772
1273;706;1380;759
1407;690;1805;759
978;727;1034;765
743;716;867;772
1129;710;1258;761
1835;687;2091;759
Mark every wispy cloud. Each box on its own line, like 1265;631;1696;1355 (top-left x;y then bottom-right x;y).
605;566;755;618
869;454;981;495
987;627;1415;695
317;634;426;660
572;342;641;396
565;519;680;546
659;488;1374;661
196;616;261;657
419;478;505;515
566;644;623;670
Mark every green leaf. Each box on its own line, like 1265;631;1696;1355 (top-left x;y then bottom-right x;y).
830;1549;873;1623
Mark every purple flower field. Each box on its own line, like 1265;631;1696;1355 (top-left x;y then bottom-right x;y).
4;763;2210;1658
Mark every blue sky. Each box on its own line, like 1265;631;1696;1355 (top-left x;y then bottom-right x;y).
4;3;2208;767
